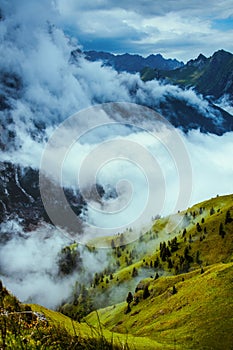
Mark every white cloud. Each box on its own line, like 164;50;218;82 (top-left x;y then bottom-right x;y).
0;0;233;309
54;0;233;61
0;222;110;308
186;130;233;203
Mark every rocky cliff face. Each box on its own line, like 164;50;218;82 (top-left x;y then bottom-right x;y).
0;162;87;235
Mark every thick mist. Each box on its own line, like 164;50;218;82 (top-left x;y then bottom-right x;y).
0;1;233;308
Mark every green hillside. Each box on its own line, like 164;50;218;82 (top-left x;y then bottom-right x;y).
83;194;233;349
141;50;233;101
1;194;233;349
72;194;233;312
86;262;233;349
0;282;167;349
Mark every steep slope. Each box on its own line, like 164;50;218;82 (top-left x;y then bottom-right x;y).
84;194;233;349
146;94;233;135
1;194;233;349
86;262;233;350
141;50;233;102
62;194;233;321
0;282;166;349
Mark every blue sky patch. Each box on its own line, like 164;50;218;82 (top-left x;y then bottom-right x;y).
212;17;233;31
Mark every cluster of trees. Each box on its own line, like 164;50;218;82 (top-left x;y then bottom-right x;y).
159;237;179;264
125;283;150;313
60;283;94;321
58;203;232;322
111;240;138;269
125;278;178;314
183;206;205;222
58;245;82;275
93;269;114;288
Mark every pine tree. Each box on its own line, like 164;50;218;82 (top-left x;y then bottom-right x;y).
111;239;115;249
196;250;201;264
154;257;159;268
126;292;133;305
93;273;99;287
225;210;232;224
143;285;150;299
125;304;131;314
219;223;225;238
168;258;173;269
171;237;179;252
132;267;138;277
210;207;215;215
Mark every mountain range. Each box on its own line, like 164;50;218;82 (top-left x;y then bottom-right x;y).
80;49;233;107
69;49;233;135
1;3;233;349
73;49;233;104
1;49;233;238
141;49;233;103
80;50;184;73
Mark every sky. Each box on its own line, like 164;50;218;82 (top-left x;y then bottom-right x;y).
55;0;233;62
1;0;233;308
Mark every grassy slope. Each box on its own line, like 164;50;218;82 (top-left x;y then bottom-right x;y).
85;194;233;349
86;262;233;350
1;286;162;349
140;65;203;85
2;194;233;349
88;194;233;298
141;51;233;99
28;304;165;349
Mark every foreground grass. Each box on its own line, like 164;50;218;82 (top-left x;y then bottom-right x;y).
30;304;170;350
1;194;233;349
0;284;167;349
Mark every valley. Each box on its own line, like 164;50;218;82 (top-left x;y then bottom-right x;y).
0;2;233;348
1;194;233;349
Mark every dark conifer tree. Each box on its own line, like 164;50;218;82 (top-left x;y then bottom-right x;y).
143;285;150;299
126;292;133;305
225;210;232;224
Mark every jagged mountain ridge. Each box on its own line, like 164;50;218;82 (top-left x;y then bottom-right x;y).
75;50;184;73
0;47;233;239
141;49;233;103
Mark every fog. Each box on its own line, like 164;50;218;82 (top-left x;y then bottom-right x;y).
0;1;233;308
0;221;110;308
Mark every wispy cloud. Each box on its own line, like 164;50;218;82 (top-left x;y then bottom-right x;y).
0;0;233;310
55;0;233;61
